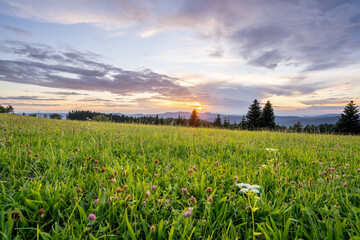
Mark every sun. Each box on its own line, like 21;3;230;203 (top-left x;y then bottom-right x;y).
197;106;202;111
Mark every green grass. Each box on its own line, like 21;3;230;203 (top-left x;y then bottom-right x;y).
0;114;360;239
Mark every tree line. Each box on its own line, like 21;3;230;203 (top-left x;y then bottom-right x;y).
188;99;360;134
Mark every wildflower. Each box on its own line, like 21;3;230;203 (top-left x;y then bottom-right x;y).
145;190;150;198
330;168;336;171
236;183;251;188
228;195;233;200
154;159;159;165
109;174;114;179
28;150;33;155
101;167;106;173
34;154;39;157
36;208;45;217
114;171;118;176
206;187;213;193
183;210;192;217
248;188;260;193
132;222;137;227
126;194;132;199
187;168;193;174
11;211;21;220
334;204;339;209
108;196;113;202
158;199;162;205
290;181;296;185
93;198;99;204
154;173;158;178
343;182;347;187
342;174;347;178
122;170;126;177
150;225;156;233
214;162;219;167
72;156;76;159
123;184;128;191
189;195;197;204
325;177;329;183
181;188;188;194
116;187;122;193
265;148;278;152
208;195;213;202
94;166;99;171
110;179;116;184
357;168;360;173
234;175;238;180
151;185;156;191
89;214;96;221
76;187;82;194
75;148;80;152
94;160;99;164
167;198;170;203
142;199;147;205
163;220;169;225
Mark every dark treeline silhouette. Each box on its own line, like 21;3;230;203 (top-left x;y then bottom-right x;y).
0;104;14;113
66;110;213;127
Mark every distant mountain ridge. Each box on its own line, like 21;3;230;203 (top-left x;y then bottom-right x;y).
21;111;340;127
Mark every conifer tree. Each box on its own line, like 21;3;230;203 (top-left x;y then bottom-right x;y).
239;115;247;130
189;109;200;127
213;114;222;128
246;99;262;129
336;101;360;134
154;114;159;125
261;100;275;129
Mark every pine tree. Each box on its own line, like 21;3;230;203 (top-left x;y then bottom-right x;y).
154;114;159;125
246;99;262;129
213;114;222;128
336;101;360;134
189;109;200;127
261;100;275;129
239;115;247;130
223;118;229;128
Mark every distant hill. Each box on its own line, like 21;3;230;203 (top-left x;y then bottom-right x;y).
19;111;340;127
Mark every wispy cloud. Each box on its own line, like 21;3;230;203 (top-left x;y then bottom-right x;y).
1;25;32;36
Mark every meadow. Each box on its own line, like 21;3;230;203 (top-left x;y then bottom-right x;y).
0;114;360;239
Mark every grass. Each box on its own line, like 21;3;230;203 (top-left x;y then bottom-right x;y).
0;114;360;239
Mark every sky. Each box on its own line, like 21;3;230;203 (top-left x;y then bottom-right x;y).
0;0;360;115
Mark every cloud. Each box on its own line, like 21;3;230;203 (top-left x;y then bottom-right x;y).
1;25;32;36
43;91;88;95
1;0;360;71
1;102;61;106
0;40;190;99
0;96;65;101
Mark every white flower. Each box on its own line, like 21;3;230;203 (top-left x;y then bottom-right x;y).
236;183;251;188
249;189;260;194
261;164;268;168
240;188;248;193
265;148;278;152
250;185;261;189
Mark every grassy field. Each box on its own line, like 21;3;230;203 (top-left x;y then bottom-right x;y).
0;114;360;239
